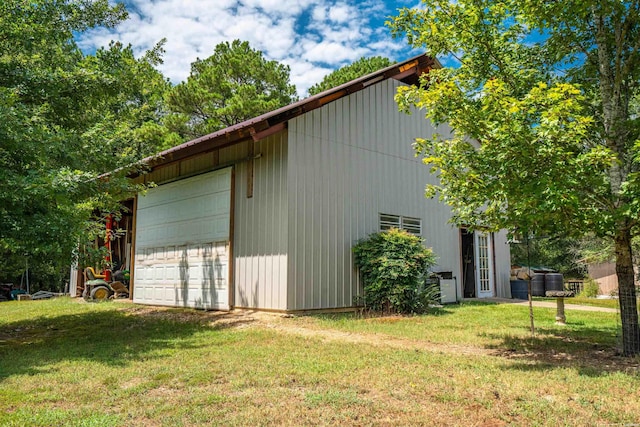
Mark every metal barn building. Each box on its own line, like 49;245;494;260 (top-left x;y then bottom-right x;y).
127;54;511;312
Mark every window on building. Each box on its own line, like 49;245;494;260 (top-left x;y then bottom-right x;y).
379;213;422;235
379;214;401;230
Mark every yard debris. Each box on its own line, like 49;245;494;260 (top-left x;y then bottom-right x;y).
31;291;63;300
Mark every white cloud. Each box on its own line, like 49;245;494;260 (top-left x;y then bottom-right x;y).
328;4;352;23
311;5;327;21
77;0;418;97
301;40;368;63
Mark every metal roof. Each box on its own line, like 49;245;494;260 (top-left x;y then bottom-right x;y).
136;53;438;173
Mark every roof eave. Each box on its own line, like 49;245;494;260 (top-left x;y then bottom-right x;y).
133;53;437;175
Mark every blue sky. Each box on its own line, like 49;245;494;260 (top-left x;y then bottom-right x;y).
77;0;422;96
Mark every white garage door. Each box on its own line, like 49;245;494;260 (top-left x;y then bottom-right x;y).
133;168;232;310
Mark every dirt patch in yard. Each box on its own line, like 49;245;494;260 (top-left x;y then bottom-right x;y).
121;306;495;355
118;303;494;354
259;315;638;374
120;304;259;329
113;302;639;375
261;318;498;356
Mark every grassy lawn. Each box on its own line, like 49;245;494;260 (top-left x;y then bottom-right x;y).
1;298;638;426
534;296;625;310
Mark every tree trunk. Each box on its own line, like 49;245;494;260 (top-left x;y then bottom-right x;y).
614;229;640;356
591;5;639;356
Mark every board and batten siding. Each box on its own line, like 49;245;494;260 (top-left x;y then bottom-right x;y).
233;134;289;310
286;78;464;311
130;77;511;311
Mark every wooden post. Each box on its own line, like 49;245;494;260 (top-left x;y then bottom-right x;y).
129;195;138;300
105;214;113;282
228;168;236;309
247;142;254;198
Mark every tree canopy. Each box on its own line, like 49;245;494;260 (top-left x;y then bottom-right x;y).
307;56;395;96
0;0;169;289
164;40;297;141
510;237;586;278
389;0;640;355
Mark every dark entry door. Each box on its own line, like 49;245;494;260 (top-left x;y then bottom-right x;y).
461;228;476;298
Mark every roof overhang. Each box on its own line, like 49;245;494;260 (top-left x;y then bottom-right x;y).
132;53;438;175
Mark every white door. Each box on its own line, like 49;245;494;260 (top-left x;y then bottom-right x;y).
474;232;494;298
133;168;232;310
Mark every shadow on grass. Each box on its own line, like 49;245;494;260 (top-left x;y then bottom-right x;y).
0;302;255;381
485;325;639;377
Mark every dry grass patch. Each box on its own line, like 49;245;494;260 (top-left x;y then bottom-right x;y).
0;298;638;426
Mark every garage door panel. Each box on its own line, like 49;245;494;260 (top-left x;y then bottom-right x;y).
133;169;231;310
134;241;229;309
134;286;228;308
134;244;229;308
138;170;230;209
137;194;229;226
137;216;229;249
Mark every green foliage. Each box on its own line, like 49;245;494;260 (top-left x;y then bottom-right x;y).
511;234;640;278
307;56;395;96
397;76;608;236
164;40;297;140
578;234;640;267
353;228;438;313
510;237;586;278
389;0;640;354
578;235;617;265
0;1;169;289
388;0;639;235
579;278;601;298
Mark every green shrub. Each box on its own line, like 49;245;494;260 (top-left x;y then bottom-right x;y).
579;278;600;298
353;228;438;314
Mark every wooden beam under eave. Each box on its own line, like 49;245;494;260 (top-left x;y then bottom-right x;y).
393;67;418;81
318;90;347;107
399;60;419;73
251;122;286;142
